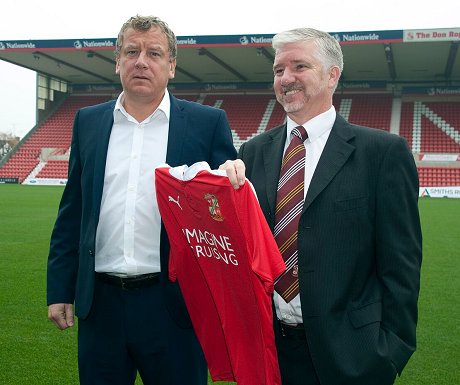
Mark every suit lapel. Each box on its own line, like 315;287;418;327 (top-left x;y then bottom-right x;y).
166;95;186;166
303;115;355;212
93;102;115;217
263;125;286;218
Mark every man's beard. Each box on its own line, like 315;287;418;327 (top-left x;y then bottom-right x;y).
276;92;306;114
280;99;305;113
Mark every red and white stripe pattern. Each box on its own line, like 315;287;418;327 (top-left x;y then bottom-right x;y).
274;126;307;303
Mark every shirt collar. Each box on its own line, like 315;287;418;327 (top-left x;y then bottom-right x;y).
286;106;336;143
113;89;171;124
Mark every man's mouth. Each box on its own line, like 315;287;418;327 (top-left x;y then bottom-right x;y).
282;87;302;96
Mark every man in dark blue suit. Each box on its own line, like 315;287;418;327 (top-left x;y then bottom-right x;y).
47;15;236;385
221;28;422;385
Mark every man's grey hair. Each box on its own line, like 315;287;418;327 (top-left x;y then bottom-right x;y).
272;28;344;73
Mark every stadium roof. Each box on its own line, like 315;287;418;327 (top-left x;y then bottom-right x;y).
0;27;459;90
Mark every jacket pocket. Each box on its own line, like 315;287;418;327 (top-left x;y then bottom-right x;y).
334;196;369;212
348;301;382;329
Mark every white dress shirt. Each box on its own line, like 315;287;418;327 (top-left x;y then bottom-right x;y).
95;90;170;276
275;106;336;324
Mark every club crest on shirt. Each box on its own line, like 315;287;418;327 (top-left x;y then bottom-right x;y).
204;193;224;221
292;265;299;277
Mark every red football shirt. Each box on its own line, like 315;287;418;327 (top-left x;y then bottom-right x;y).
155;162;285;385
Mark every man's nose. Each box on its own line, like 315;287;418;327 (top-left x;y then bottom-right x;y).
135;51;148;69
280;68;295;86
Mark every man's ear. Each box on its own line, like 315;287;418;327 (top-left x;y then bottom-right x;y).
329;66;341;88
169;58;177;79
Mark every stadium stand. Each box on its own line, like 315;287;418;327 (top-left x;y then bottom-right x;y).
35;159;70;179
333;94;393;132
201;94;285;147
1;92;459;186
418;166;460;187
400;101;460;153
1;27;459;188
0;95;109;182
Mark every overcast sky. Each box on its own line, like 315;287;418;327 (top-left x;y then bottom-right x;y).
1;0;458;138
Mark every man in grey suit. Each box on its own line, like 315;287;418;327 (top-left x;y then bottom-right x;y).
221;28;422;385
47;15;236;385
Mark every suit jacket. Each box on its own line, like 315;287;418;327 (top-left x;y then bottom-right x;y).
238;114;422;385
47;94;237;327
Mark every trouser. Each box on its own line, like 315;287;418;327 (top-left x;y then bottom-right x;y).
78;277;207;385
274;321;321;385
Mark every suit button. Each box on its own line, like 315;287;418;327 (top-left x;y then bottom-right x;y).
89;250;94;256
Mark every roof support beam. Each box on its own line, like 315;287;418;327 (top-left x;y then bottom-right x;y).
257;47;274;64
33;51;114;83
198;48;248;81
444;41;459;80
87;50;116;65
383;43;397;80
175;66;202;82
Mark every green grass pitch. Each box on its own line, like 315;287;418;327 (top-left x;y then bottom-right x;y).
0;184;458;385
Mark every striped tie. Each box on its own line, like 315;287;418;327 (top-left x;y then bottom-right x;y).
274;126;308;303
